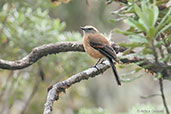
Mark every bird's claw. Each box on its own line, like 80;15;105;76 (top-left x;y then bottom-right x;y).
92;65;103;74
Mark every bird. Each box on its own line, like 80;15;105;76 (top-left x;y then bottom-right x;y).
81;25;121;86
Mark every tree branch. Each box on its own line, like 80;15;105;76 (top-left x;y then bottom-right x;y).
42;56;169;114
0;42;83;70
0;42;126;70
0;41;170;77
0;42;168;75
43;60;110;114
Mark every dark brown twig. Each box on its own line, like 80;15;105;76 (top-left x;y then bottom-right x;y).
38;63;45;81
159;78;170;114
140;94;161;99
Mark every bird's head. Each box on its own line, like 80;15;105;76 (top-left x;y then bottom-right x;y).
80;25;99;34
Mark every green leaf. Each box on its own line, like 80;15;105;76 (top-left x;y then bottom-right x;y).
129;35;148;43
155;40;164;47
141;2;150;24
135;60;145;65
127;19;147;32
156;22;171;38
123;47;134;55
146;5;159;27
165;15;171;24
114;28;134;36
167;35;171;42
134;4;147;26
119;42;144;48
109;19;116;23
142;63;152;69
135;67;143;72
112;6;128;14
147;27;156;39
132;2;159;36
121;5;134;14
153;5;159;26
148;7;155;27
118;64;127;68
142;48;153;55
160;53;171;62
156;7;171;32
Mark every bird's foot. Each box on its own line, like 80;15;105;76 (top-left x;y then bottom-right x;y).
92;65;103;74
99;59;106;65
94;58;106;66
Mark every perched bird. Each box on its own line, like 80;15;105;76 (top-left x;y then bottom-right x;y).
81;25;121;86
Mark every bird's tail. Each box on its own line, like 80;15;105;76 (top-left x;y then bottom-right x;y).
108;58;121;86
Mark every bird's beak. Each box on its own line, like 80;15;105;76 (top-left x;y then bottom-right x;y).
80;27;85;30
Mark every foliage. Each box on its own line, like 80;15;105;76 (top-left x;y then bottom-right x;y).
0;0;170;114
112;0;171;79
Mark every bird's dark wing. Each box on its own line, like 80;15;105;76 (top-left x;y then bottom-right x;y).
87;34;121;85
89;41;121;85
89;41;118;62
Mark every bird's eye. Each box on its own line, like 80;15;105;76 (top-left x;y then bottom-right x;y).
88;28;93;30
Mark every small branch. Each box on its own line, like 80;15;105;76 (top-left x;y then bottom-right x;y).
43;60;110;114
38;63;45;81
140;94;161;99
159;78;170;114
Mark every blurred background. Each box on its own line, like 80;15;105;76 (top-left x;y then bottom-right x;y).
0;0;170;114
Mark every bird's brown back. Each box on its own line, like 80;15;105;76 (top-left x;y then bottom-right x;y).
87;33;109;45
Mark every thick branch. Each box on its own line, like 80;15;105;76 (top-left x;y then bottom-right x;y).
43;60;110;114
0;42;83;70
0;42;127;70
0;42;167;75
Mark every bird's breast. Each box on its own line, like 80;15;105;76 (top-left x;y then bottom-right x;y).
83;36;104;58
